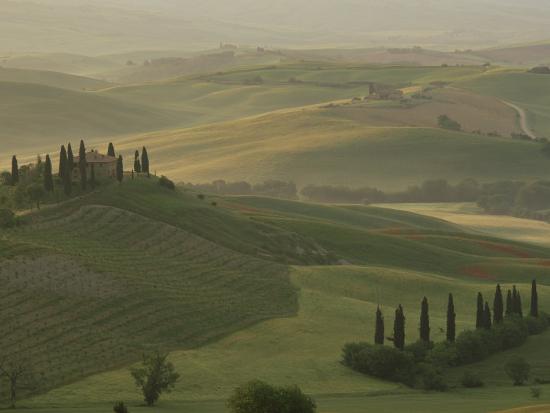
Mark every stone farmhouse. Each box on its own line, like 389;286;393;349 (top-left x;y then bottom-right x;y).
72;150;117;180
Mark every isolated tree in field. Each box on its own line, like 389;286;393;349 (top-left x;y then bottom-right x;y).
374;306;384;345
0;358;35;408
11;156;19;185
393;305;405;350
27;183;45;209
43;155;54;192
530;280;539;318
141;146;150;176
476;292;484;329
505;356;530;386
67;142;74;172
131;352;179;406
483;301;492;329
446;293;456;343
90;164;96;190
116;155;124;183
420;297;430;343
134;150;142;173
493;284;504;324
78;139;87;190
107;142;116;157
506;289;513;318
59;146;72;196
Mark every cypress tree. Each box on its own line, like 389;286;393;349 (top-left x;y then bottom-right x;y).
516;291;523;318
134;150;142;173
512;286;523;317
374;306;384;345
476;292;484;329
393;305;405;350
44;155;54;192
78;140;87;190
483;302;492;329
420;297;430;343
530;279;539;318
90;164;96;190
446;293;456;343
493;284;504;324
116;155;124;183
11;155;19;185
506;289;513;318
141;146;150;176
107;142;116;157
67;143;74;172
60;147;71;196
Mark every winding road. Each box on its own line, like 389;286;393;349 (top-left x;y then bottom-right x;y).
502;100;537;140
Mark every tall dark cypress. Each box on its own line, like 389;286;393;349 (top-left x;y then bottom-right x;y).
107;142;116;157
374;306;384;345
141;146;150;176
446;293;456;343
516;290;523;318
116;155;124;183
493;284;504;324
505;289;513;318
393;305;405;350
483;302;492;329
11;155;19;185
420;297;430;343
78;140;87;190
60;147;72;196
134;150;142;173
44;155;54;192
67;143;74;172
512;286;523;317
476;292;484;329
530;279;539;318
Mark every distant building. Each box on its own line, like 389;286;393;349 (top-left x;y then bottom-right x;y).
73;150;117;180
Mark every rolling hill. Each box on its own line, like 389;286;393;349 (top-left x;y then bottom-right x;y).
3;177;548;412
0;67;111;91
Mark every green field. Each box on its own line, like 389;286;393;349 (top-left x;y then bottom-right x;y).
0;178;549;412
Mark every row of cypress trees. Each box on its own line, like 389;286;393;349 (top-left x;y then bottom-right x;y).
374;280;539;350
133;147;150;176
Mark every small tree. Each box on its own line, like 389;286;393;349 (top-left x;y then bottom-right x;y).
67;143;75;172
505;356;530;386
134;150;142;173
493;284;504;324
79;139;87;190
0;358;35;408
27;183;45;209
530;280;539;318
483;302;492;329
107;142;116;157
113;401;129;413
59;146;72;196
393;305;405;350
116;155;124;183
141;146;150;177
130;352;179;406
420;297;430;343
59;145;67;178
506;289;513;318
43;155;54;192
476;292;484;329
11;156;19;185
446;293;456;343
374;306;384;345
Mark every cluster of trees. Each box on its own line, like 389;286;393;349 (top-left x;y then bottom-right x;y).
438;115;462;131
343;280;546;390
184;179;298;199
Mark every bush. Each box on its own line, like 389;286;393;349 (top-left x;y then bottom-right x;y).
113;401;129;413
405;340;432;363
0;208;16;228
227;380;316;413
438;115;462;131
158;176;175;191
461;371;484;388
505;356;531;386
427;341;459;367
531;387;542;399
524;316;549;335
419;364;447;391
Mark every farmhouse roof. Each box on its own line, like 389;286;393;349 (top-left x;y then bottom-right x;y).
75;150;117;164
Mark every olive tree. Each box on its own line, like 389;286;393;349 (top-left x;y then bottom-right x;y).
130;352;179;406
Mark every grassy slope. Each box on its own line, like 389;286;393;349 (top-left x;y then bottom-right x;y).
0;67;111;90
6;181;549;412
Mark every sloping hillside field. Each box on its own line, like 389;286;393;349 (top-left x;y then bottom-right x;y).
2;179;549;412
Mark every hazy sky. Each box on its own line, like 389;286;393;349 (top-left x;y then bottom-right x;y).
2;0;550;54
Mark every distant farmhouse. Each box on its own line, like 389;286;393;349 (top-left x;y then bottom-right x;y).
73;150;117;180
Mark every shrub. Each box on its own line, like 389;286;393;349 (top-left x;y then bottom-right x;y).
197;194;205;200
0;208;16;228
461;371;484;388
531;387;542;399
438;115;462;131
158;176;175;191
418;364;447;391
405;340;432;363
427;342;459;367
227;380;316;413
113;401;129;413
455;330;489;364
524;316;548;335
505;356;531;385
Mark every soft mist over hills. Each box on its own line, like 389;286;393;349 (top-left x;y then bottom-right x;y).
2;0;550;54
